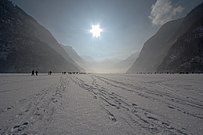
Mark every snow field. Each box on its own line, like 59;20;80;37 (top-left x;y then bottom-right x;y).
0;74;203;135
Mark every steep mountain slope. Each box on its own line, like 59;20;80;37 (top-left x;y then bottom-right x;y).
158;3;203;72
62;45;87;71
62;45;86;66
114;52;139;72
128;3;203;73
127;19;183;73
0;0;81;72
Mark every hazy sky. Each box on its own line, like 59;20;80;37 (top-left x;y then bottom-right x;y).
12;0;203;61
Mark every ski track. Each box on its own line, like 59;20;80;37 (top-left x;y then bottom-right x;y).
0;76;69;135
71;75;189;135
0;74;203;135
94;75;203;118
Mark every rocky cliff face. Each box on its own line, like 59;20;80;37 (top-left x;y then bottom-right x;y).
127;19;183;73
128;3;203;73
158;23;203;73
158;3;203;73
0;0;82;72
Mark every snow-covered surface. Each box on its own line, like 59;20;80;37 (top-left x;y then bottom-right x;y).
0;74;203;135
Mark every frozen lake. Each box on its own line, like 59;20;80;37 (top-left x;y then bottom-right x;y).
0;74;203;135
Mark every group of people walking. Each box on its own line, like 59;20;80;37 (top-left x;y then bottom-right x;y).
31;70;86;76
31;70;52;76
31;70;38;76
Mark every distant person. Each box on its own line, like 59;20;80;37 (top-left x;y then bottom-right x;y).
62;72;66;75
48;71;52;75
35;70;38;76
31;70;35;76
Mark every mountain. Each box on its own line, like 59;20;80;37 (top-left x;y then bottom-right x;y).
127;3;203;73
158;3;203;73
62;45;87;71
114;52;139;73
62;45;138;73
0;0;82;72
82;53;139;73
127;19;183;73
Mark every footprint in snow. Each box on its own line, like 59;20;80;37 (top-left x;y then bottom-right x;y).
168;106;175;109
132;103;137;106
12;122;29;132
109;115;117;122
147;116;158;121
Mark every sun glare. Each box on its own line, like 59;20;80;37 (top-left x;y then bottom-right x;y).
90;24;103;38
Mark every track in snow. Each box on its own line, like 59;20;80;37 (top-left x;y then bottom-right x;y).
0;74;203;135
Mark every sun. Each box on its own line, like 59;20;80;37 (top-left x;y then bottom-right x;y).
90;24;103;38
